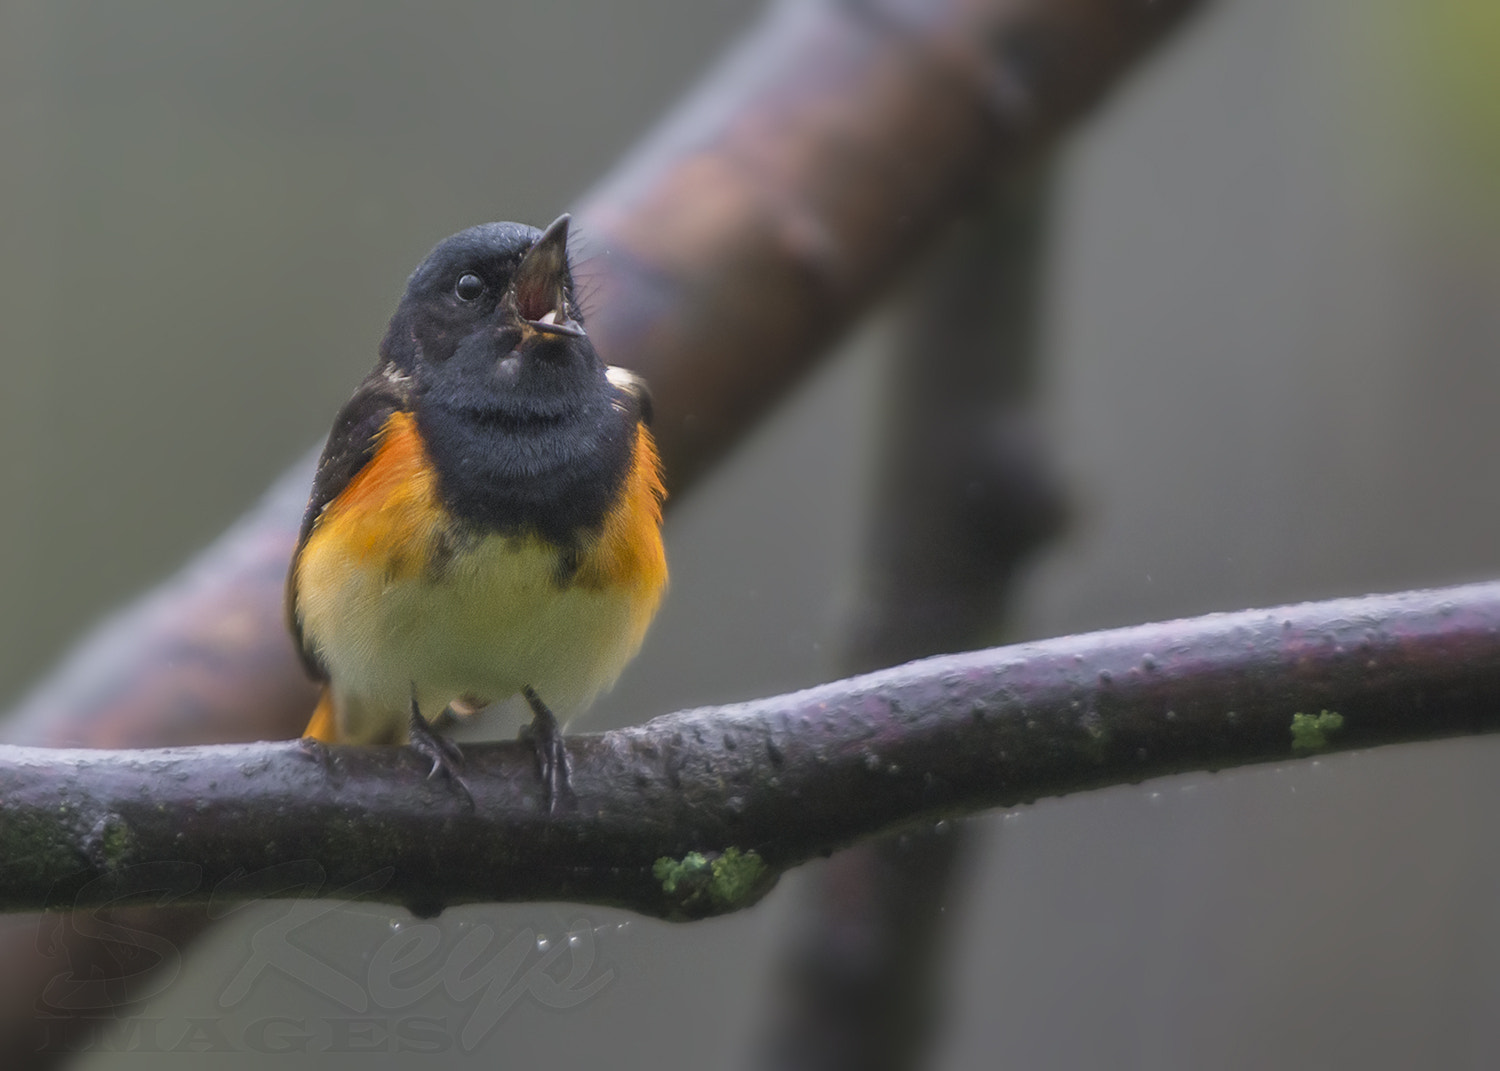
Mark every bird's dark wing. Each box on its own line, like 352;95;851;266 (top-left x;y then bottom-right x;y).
605;365;654;426
286;365;413;679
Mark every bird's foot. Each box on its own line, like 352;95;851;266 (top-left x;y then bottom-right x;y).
520;686;572;812
408;693;473;808
295;735;336;776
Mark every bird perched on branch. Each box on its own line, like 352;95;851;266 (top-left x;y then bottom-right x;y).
286;215;667;804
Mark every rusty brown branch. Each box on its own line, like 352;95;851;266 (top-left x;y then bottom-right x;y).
5;0;1206;769
0;0;1206;1061
576;0;1205;491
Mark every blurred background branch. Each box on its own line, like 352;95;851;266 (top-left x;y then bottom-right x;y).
757;175;1062;1071
17;0;1500;1069
0;0;1204;1063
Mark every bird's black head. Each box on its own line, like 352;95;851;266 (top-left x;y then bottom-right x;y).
381;215;603;423
375;216;639;542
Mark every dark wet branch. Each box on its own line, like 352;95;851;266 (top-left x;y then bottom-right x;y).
5;581;1498;922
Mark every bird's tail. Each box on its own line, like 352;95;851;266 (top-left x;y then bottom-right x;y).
302;688;339;743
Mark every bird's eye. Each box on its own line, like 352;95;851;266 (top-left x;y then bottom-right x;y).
455;273;485;301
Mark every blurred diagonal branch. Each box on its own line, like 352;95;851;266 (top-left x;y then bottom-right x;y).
3;0;1210;771
0;0;1206;1062
3;581;1499;921
576;0;1206;491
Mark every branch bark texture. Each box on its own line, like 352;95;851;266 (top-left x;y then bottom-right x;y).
5;582;1497;922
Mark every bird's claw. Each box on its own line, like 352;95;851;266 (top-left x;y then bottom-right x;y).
521;686;573;812
295;735;334;771
407;693;473;808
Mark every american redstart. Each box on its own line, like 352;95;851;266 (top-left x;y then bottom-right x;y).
286;215;667;802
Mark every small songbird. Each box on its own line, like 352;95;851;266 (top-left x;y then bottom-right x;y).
286;215;667;801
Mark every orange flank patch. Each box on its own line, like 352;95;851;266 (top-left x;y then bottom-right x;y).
310;410;445;581
576;423;668;599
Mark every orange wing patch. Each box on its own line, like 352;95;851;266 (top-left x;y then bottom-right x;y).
307;410;445;582
576;423;668;598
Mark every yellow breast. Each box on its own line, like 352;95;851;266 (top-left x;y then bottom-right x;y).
294;410;667;742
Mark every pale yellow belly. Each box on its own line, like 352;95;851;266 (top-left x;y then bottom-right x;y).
296;532;660;744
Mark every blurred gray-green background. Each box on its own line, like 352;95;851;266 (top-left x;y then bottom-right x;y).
4;0;1500;1067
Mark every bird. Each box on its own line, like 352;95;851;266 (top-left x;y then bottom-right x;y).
285;215;667;804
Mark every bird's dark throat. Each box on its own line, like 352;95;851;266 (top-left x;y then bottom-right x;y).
415;392;635;548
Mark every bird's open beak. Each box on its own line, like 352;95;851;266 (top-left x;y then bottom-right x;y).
513;214;585;338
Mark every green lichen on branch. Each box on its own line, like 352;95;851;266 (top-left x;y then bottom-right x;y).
654;851;710;896
709;847;769;906
91;814;136;871
1290;710;1344;754
653;847;771;916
